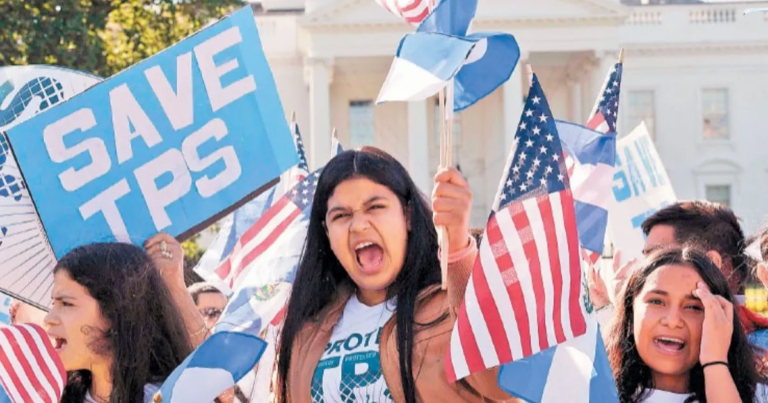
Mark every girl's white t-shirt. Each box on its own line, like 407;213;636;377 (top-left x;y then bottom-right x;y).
311;295;395;403
640;384;768;403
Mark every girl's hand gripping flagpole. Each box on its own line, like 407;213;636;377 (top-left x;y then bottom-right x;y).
374;0;522;289
431;0;451;290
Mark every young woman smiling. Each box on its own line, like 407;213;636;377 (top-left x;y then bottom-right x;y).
275;147;514;402
607;248;768;403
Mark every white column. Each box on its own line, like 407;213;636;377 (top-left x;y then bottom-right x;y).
407;100;430;193
502;62;524;154
305;57;333;170
568;78;583;124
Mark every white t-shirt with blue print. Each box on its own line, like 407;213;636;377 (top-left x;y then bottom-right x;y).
312;295;395;403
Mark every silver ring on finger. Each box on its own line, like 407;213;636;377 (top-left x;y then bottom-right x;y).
161;249;173;260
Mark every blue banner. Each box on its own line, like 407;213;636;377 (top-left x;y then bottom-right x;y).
5;7;298;259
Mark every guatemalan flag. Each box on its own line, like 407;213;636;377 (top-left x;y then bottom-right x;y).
557;121;616;262
154;331;266;403
377;0;520;111
498;320;618;402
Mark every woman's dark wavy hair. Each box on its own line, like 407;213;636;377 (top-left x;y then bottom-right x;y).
276;147;442;403
57;243;192;403
607;248;765;403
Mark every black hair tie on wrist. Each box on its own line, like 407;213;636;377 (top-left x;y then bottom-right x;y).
701;361;729;370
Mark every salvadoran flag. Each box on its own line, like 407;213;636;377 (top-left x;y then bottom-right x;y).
556;120;616;258
498;320;618;403
377;33;476;104
377;0;519;111
154;331;266;403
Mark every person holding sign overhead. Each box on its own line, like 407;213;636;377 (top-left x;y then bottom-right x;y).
275;147;515;403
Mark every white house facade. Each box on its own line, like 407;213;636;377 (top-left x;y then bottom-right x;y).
250;0;768;233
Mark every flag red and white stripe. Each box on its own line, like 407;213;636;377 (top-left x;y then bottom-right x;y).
0;324;65;403
373;0;430;25
446;192;585;381
214;196;304;289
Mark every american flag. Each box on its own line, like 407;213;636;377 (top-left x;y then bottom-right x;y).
0;324;66;403
446;73;586;382
562;57;622;265
292;121;310;175
214;170;319;289
373;0;430;26
586;61;623;135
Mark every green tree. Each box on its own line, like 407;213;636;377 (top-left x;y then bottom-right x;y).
0;0;241;76
182;233;205;286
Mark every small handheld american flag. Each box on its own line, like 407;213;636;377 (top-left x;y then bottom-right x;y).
446;71;587;382
586;51;623;136
0;324;66;403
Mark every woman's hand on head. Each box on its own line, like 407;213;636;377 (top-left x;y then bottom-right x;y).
145;232;185;289
432;167;472;254
694;281;734;365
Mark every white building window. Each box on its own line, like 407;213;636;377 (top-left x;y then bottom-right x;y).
433;99;462;147
705;184;731;208
625;90;655;139
702;89;729;140
349;100;374;148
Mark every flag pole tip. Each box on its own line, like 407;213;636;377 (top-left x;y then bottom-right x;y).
331;127;338;139
524;64;533;75
290;111;296;122
618;48;625;63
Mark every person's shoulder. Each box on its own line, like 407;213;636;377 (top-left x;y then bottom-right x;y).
143;383;162;403
756;382;768;403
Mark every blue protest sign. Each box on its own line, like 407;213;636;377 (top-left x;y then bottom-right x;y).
5;7;298;259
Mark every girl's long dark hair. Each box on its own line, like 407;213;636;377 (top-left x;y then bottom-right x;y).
607;248;765;403
57;243;192;403
276;147;442;403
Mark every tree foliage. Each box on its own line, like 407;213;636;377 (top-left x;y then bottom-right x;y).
0;0;241;283
0;0;241;76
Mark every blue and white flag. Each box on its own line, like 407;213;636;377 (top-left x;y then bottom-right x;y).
377;33;476;104
155;331;266;403
498;320;618;403
377;0;519;111
557;120;616;258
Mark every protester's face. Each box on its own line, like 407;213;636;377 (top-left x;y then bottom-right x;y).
643;224;740;292
325;178;408;305
643;224;678;256
44;270;111;372
196;291;227;329
632;264;704;387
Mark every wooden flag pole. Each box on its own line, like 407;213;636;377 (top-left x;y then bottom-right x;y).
425;0;451;290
